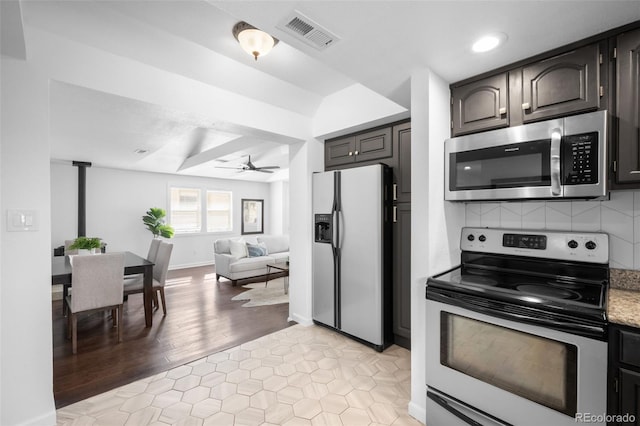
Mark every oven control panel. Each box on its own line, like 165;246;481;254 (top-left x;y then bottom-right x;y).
503;233;547;250
461;227;609;263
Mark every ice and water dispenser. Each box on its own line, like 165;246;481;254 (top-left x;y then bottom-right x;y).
314;214;332;243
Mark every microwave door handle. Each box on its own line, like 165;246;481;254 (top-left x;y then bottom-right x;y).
550;129;562;196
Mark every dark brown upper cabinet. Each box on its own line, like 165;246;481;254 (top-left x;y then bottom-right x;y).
393;122;411;203
615;28;640;184
354;127;393;162
451;39;609;136
519;43;601;123
451;73;509;136
325;136;356;168
325;127;393;168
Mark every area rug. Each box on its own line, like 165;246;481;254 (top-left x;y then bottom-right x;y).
231;278;289;307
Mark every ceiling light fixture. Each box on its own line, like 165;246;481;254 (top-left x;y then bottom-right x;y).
232;21;279;61
472;33;507;53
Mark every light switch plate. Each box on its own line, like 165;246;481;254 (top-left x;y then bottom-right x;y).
7;209;39;232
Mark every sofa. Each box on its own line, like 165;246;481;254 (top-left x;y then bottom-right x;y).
214;235;289;285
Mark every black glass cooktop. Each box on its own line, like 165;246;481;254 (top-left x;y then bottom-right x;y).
428;257;608;322
441;265;605;306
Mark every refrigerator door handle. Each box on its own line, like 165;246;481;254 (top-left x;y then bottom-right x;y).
332;171;342;329
332;210;339;250
331;171;341;250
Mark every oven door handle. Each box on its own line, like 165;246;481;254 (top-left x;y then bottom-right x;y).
427;288;605;339
427;390;484;426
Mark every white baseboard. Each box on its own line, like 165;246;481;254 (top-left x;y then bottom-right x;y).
289;313;313;326
23;409;57;426
169;261;214;270
408;400;426;425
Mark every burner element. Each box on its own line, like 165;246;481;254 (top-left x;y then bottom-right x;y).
462;276;499;286
466;268;494;276
548;279;585;290
516;284;581;300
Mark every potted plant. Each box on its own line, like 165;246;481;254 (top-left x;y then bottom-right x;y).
68;236;102;255
142;207;174;239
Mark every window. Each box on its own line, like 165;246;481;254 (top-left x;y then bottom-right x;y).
169;187;234;234
207;191;232;232
170;187;201;234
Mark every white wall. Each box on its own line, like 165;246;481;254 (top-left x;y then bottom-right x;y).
269;180;289;236
408;68;465;424
51;163;273;268
288;139;324;326
1;56;57;425
312;83;408;140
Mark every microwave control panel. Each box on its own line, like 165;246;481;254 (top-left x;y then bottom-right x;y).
563;132;598;185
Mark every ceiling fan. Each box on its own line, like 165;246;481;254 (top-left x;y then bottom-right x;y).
215;155;281;173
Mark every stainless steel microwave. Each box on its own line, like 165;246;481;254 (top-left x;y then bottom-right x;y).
445;110;607;201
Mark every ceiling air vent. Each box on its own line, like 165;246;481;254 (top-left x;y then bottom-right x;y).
278;11;339;50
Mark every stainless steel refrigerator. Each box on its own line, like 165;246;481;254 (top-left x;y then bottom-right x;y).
312;164;392;351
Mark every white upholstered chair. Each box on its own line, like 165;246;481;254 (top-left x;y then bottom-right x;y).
65;252;125;354
124;238;162;285
124;242;173;315
64;239;78;255
147;238;162;263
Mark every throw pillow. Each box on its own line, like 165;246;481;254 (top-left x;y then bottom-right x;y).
229;239;248;258
246;242;268;258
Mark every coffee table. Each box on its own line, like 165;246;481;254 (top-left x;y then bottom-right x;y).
266;262;290;294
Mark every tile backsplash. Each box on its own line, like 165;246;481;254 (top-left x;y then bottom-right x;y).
465;190;640;269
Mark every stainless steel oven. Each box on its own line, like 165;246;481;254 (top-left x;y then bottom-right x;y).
445;110;607;201
425;227;609;426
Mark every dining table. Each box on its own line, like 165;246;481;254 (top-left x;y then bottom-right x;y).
52;251;155;327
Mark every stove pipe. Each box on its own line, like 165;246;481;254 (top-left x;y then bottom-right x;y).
72;161;92;237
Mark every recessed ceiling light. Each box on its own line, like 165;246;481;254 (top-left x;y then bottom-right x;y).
472;33;507;53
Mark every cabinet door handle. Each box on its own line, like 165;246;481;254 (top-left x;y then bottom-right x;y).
393;206;397;223
499;107;507;115
393;184;398;201
522;102;531;110
354;150;359;155
348;151;353;156
629;171;640;174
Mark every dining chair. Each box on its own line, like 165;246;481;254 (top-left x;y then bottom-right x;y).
147;238;161;263
64;239;78;255
124;242;173;315
66;252;125;354
124;238;162;285
60;239;78;316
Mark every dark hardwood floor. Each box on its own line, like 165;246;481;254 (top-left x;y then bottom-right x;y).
52;265;294;408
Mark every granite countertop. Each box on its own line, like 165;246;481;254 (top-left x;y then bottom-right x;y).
608;269;640;328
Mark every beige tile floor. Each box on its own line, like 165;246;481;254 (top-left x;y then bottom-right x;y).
56;324;422;426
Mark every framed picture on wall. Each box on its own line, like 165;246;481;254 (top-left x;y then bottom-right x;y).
241;199;264;235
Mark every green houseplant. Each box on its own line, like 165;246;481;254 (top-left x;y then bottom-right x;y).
68;237;102;254
142;207;174;238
